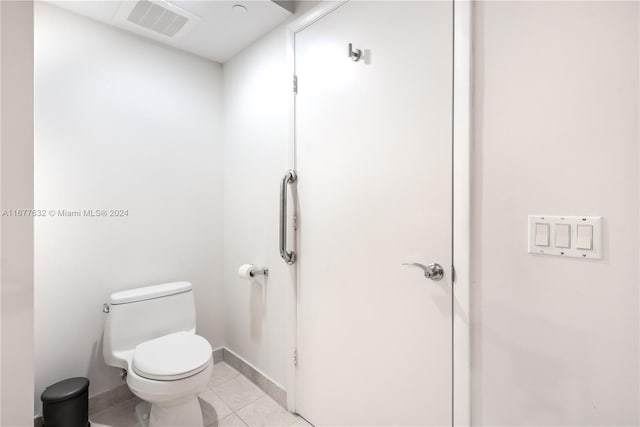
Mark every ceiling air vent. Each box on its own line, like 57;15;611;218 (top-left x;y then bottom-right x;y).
116;0;200;39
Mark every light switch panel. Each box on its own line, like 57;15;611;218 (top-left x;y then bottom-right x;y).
555;224;571;248
528;215;602;259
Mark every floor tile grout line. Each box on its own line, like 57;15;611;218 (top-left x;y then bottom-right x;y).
209;377;240;389
209;369;267;413
89;395;141;419
233;404;261;427
221;411;249;427
208;409;249;427
223;390;265;413
205;412;247;427
207;374;242;391
231;394;302;427
208;373;240;391
209;364;242;386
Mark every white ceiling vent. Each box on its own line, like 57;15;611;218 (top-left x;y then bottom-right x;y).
116;0;200;40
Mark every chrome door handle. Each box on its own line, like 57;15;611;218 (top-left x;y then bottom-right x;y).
280;169;297;265
402;262;444;281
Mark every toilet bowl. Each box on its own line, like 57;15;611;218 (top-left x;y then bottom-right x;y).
103;282;212;427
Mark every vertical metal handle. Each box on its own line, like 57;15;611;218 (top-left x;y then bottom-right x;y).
280;169;297;264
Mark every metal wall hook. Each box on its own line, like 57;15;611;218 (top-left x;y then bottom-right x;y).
348;43;362;62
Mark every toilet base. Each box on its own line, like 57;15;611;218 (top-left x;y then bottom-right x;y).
148;395;204;427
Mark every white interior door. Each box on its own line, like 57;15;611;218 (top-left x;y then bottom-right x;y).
294;1;453;425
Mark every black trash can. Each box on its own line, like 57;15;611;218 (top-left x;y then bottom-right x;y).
41;377;90;427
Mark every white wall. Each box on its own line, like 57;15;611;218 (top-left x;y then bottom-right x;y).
34;3;224;416
2;1;34;425
472;1;639;425
222;22;292;390
221;1;317;389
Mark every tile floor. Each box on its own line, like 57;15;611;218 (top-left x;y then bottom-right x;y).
90;362;312;427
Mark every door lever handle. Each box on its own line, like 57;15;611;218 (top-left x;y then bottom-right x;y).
402;262;444;281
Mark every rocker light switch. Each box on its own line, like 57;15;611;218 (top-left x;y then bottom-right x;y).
576;224;593;250
534;223;550;246
555;224;571;248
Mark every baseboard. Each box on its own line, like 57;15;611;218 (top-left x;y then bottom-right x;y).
34;346;285;426
88;383;134;415
222;348;287;408
212;346;224;364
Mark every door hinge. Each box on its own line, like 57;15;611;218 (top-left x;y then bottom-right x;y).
293;348;298;367
293;75;298;94
292;213;298;231
451;264;456;284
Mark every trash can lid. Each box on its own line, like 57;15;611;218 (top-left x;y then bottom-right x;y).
41;377;89;403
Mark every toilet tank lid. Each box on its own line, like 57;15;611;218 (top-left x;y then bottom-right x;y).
110;281;192;305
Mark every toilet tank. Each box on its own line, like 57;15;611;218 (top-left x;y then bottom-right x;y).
103;281;196;369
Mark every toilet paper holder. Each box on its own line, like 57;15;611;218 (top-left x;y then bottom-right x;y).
238;264;269;279
250;267;269;278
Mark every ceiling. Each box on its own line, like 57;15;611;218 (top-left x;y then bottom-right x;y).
46;0;295;63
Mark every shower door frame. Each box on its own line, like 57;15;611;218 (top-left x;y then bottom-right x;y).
284;1;472;425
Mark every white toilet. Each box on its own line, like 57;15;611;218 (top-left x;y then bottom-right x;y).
103;281;213;427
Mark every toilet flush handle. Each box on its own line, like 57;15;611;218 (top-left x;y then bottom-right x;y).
102;303;110;313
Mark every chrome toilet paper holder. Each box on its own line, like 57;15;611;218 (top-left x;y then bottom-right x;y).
250;267;269;278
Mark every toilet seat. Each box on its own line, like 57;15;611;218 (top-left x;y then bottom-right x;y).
132;332;212;381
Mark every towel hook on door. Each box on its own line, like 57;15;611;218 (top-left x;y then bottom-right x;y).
348;43;362;62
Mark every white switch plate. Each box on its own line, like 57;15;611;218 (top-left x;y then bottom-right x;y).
528;215;602;259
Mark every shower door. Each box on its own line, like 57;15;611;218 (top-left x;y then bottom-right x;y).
294;1;453;425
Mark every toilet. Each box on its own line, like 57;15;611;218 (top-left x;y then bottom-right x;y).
103;281;212;427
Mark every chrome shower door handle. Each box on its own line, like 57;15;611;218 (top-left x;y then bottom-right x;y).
402;262;444;281
280;169;297;265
